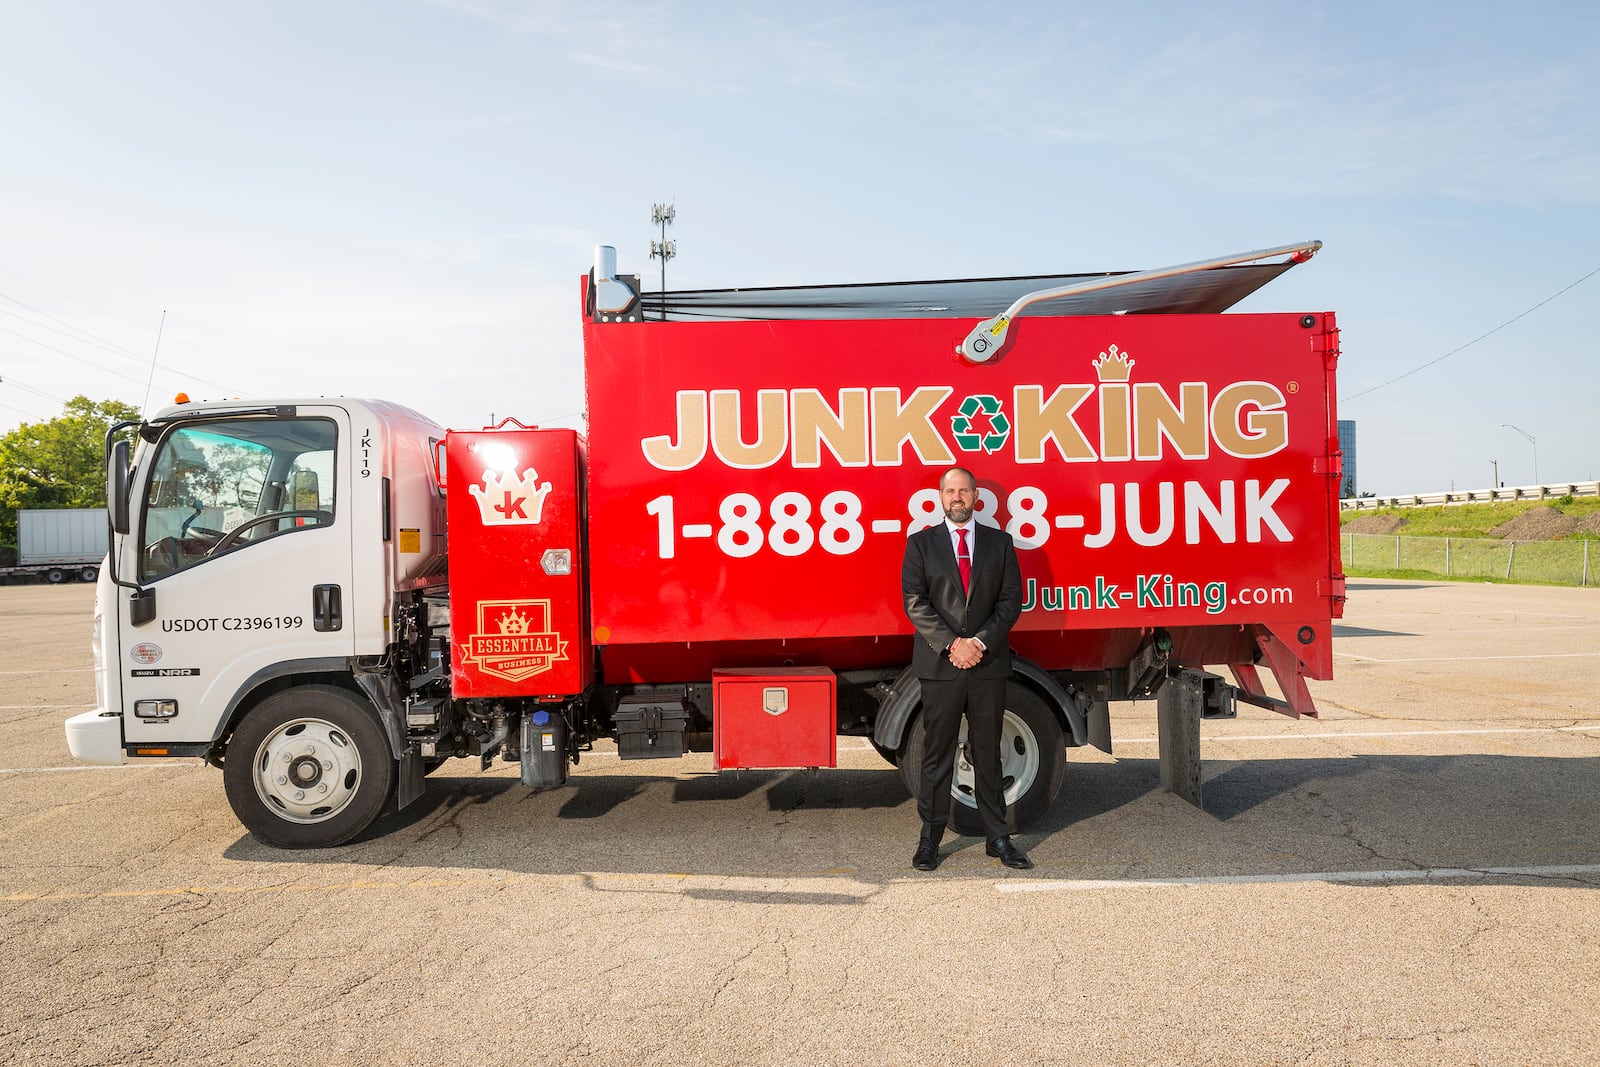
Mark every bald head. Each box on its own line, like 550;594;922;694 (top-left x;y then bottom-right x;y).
939;466;976;524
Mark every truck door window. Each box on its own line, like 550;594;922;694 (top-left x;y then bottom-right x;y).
139;418;338;582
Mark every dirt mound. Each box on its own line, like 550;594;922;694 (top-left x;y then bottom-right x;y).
1489;506;1579;541
1572;513;1600;537
1344;514;1406;534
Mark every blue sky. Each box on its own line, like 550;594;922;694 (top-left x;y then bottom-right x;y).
2;0;1595;495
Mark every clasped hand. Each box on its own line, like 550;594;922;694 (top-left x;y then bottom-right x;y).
949;636;983;670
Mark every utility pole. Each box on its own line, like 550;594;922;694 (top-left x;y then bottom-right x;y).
649;203;676;322
1491;459;1499;490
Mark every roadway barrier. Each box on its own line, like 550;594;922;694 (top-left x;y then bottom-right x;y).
1341;481;1599;511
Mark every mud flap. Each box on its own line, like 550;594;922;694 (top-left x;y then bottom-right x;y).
396;745;424;810
1156;668;1235;809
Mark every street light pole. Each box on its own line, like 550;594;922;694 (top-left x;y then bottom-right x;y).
1491;459;1499;491
1501;424;1538;484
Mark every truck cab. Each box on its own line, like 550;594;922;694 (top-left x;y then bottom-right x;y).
66;400;446;808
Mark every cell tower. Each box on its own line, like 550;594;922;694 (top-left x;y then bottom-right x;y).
649;203;676;321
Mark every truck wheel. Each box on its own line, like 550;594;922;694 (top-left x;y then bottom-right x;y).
80;567;99;582
899;682;1065;837
222;686;394;848
45;568;66;584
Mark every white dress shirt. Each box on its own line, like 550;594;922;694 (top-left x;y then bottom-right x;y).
943;517;985;650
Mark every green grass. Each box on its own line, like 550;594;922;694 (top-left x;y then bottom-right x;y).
1340;497;1600;539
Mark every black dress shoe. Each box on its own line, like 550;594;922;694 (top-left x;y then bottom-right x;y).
985;837;1033;870
912;841;940;871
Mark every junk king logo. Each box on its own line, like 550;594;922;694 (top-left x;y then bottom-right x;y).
460;600;569;682
469;463;552;525
638;345;1291;471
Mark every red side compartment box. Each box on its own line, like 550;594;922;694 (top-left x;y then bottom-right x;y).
712;668;837;770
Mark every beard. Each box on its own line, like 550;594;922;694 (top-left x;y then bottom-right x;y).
944;500;973;524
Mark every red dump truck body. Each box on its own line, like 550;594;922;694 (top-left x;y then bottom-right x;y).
448;293;1343;712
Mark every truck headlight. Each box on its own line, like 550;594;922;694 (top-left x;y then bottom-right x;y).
133;699;179;719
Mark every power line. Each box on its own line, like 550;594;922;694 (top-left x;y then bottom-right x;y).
1343;264;1600;402
0;292;241;393
0;326;151;388
0;398;41;418
0;374;67;403
0;301;149;363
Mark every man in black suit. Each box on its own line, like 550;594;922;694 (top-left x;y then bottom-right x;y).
901;466;1031;871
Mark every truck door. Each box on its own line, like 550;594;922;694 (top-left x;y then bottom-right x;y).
117;408;356;751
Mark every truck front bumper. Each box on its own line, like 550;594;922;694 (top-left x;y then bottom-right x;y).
65;710;124;765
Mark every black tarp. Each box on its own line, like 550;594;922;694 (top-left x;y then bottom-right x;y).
639;261;1298;322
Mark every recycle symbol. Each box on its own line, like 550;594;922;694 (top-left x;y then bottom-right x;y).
951;394;1010;454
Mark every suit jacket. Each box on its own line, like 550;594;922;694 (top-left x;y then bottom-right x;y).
902;520;1023;680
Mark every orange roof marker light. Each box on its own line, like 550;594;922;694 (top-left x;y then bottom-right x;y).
174;392;190;404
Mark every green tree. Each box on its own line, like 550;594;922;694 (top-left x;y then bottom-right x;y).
0;396;141;552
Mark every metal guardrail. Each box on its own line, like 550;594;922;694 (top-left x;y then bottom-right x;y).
1341;481;1600;511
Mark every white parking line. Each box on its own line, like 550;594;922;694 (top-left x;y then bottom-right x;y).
1117;724;1600;744
1342;623;1600;635
996;863;1600;893
0;762;193;775
1335;651;1600;663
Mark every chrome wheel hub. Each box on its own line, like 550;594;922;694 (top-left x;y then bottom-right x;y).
251;718;362;824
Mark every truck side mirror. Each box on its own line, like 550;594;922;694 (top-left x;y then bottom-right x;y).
291;469;321;509
129;586;157;626
108;439;131;535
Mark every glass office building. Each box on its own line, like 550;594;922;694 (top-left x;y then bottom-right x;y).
1337;419;1358;498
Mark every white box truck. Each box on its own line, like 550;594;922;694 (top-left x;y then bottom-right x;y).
5;508;108;583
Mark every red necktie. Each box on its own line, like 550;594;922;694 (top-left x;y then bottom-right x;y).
956;527;971;593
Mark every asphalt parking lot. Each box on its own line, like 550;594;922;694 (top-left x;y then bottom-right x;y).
2;577;1598;1065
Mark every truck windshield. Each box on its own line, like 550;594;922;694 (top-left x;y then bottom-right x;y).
139;417;337;582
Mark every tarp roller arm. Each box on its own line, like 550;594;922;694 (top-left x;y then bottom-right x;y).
956;240;1322;364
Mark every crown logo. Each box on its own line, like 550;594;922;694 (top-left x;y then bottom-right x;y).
1093;345;1134;382
469;466;552;526
498;606;532;634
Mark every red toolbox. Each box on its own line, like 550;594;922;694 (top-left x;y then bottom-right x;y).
712;668;837;770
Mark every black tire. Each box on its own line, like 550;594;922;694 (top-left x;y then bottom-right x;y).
44;568;66;584
222;685;394;848
898;681;1065;837
79;566;99;583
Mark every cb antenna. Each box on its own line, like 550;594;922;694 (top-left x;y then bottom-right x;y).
140;310;168;416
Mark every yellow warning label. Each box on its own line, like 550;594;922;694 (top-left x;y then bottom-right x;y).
399;528;421;553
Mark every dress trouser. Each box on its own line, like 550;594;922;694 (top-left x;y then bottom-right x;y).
918;671;1010;843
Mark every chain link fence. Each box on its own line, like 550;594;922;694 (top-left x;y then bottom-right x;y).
1343;533;1594;586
